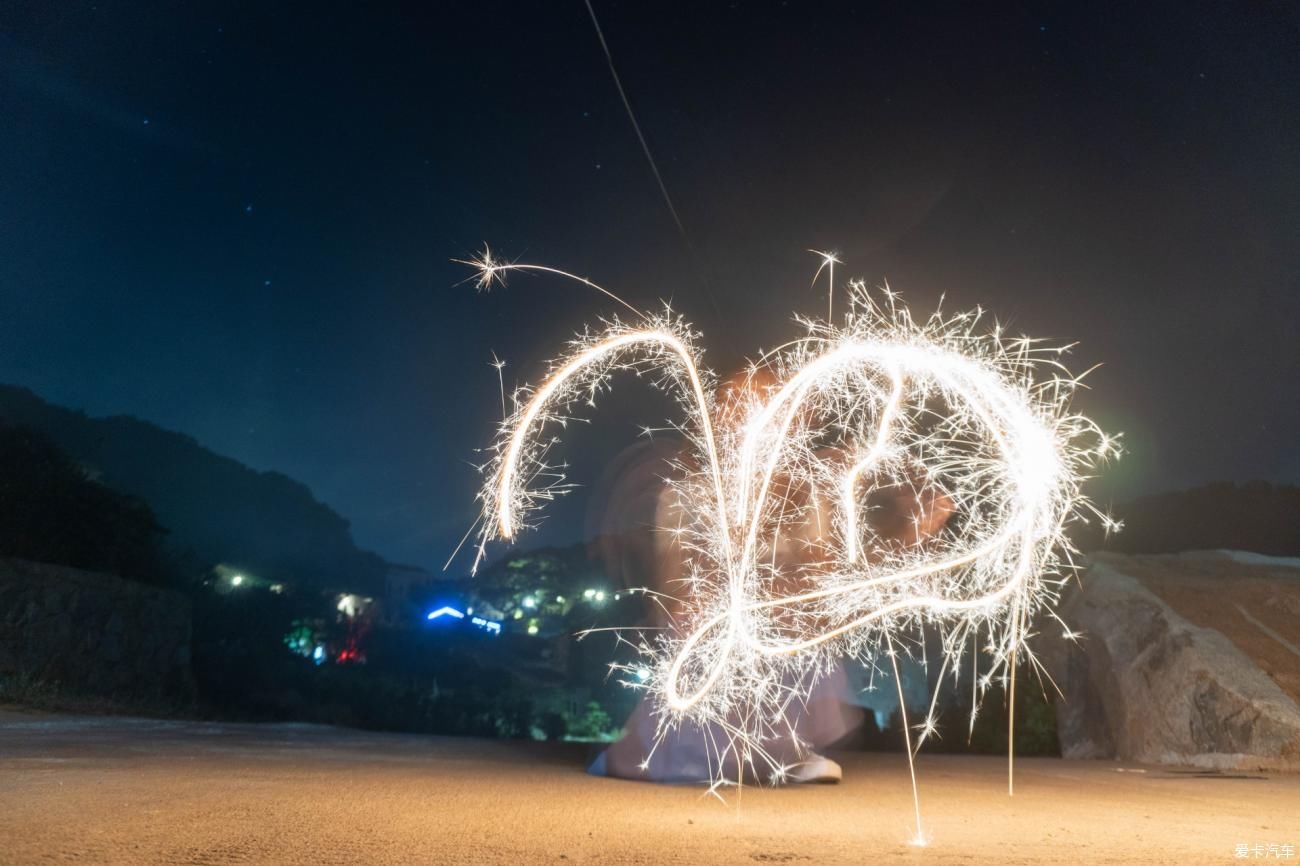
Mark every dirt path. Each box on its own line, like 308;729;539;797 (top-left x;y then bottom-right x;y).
0;712;1296;864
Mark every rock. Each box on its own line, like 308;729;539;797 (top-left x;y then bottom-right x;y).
105;610;125;634
1048;553;1300;771
0;643;16;675
100;630;122;663
0;556;195;706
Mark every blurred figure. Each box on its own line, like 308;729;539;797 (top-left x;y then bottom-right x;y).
586;368;953;784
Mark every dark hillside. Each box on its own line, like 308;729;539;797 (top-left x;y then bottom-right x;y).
0;385;385;592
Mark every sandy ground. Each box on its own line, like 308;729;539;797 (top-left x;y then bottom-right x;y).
0;712;1297;865
1119;552;1300;705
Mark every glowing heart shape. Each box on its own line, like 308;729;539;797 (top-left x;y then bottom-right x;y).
465;253;1115;794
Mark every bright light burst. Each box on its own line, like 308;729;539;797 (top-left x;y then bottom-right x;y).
462;248;1119;823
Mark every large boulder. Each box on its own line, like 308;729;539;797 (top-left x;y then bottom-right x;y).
1049;552;1300;770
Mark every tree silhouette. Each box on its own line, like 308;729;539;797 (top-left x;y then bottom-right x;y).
0;423;166;582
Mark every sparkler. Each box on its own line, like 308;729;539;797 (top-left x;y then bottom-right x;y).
463;248;1118;838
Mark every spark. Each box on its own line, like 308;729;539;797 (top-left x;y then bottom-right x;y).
888;632;924;844
454;248;642;317
464;251;1118;814
490;352;507;418
808;249;841;322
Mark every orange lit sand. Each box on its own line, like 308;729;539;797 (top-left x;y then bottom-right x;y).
1;711;1295;865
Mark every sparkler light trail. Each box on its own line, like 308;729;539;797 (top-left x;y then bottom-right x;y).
462;248;1119;833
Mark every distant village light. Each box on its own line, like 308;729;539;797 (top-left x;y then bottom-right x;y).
336;593;370;618
470;616;501;635
231;574;244;586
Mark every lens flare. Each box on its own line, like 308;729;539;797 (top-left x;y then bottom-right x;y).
463;249;1119;823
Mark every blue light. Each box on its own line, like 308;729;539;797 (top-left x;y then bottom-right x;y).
312;645;326;665
470;616;502;635
426;606;465;621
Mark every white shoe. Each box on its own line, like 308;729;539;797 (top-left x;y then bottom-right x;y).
788;753;842;784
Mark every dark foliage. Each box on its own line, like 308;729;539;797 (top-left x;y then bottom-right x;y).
190;581;616;738
0;424;166;582
448;544;612;614
838;683;1059;757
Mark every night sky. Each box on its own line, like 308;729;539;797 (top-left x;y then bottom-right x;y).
2;2;1297;572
